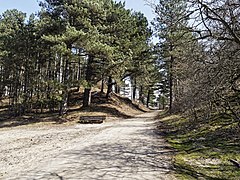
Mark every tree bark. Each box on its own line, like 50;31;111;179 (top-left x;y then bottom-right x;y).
101;75;104;94
139;86;144;104
115;84;120;94
59;43;72;115
60;55;70;115
132;76;137;101
169;45;174;113
83;88;91;107
106;76;113;98
146;89;151;108
83;55;94;107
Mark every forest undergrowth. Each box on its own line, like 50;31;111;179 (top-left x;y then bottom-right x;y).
0;92;148;129
157;111;240;179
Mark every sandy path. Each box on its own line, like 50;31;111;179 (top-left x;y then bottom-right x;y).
0;111;176;180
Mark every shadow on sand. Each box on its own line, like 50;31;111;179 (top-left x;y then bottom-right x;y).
14;120;177;179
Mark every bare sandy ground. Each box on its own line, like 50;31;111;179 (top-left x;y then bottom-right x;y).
0;111;176;180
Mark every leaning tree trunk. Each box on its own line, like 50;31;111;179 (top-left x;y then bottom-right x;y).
83;55;94;107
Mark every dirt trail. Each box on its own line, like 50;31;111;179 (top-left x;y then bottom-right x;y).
0;111;176;180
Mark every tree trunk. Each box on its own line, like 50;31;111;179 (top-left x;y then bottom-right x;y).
22;67;28;114
101;75;104;94
132;77;137;101
0;66;4;98
106;76;112;98
60;51;70;115
160;96;166;110
59;91;68;115
83;88;91;107
139;86;144;104
146;89;151;108
77;57;81;80
83;55;94;107
169;45;174;113
115;84;120;94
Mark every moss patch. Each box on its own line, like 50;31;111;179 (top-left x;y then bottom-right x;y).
157;112;240;179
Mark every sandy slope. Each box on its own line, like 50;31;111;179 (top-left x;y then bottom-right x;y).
0;111;176;180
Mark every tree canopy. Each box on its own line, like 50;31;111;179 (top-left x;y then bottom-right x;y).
151;0;239;121
0;0;158;115
0;0;238;121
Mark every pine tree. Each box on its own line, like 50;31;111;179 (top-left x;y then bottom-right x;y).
153;0;189;112
0;9;29;115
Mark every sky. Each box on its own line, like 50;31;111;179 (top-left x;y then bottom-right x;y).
117;0;155;21
0;0;40;16
0;0;155;22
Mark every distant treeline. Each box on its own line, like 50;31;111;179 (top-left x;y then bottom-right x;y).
0;0;239;122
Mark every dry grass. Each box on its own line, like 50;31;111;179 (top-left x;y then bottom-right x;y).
0;92;149;128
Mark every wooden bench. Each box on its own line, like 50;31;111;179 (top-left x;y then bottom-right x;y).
78;116;106;124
